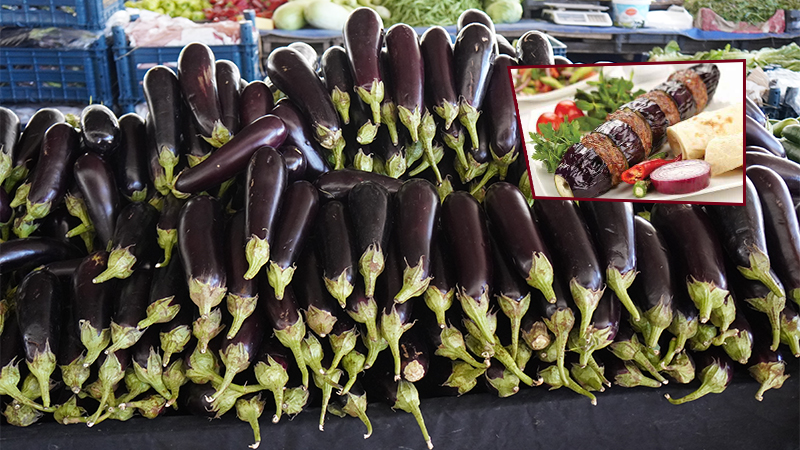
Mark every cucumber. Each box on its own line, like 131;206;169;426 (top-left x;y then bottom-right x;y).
773;118;799;137
781;137;800;164
782;123;800;145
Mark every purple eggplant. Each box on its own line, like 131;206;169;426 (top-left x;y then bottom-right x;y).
318;200;357;308
484;181;556;302
279;145;307;183
348;181;392;299
0;313;51;411
159;292;193;367
137;253;190;336
377;237;415;381
294;246;339;338
441;191;496;348
343;7;385;125
654;80;696;121
454;23;494;151
80;104;119;156
243;147;287;281
177;195;227;352
0;106;20;186
706;178;783;298
379;47;400;148
664;347;733;404
72;251;116;366
746;115;784;157
533;200;604;341
630;215;675;350
347;278;384;370
104;262;154;355
327;308;358;373
271;99;330;180
515;30;554;66
143;65;183;190
0;187;11;238
456;115;491;184
745;96;767;127
0;237;80;274
496;35;516;57
651;204;732;327
7;108;64;188
15;268;61;408
393;179;439;304
206;305;264;403
219;211;257;341
41;257;82;279
261;281;310;389
573;288;621;367
746;166;800;307
489;234;530;360
240;80;274;128
423;227;456;329
178;43;229;147
93;201;158;283
72;152;119;249
398;327;429;383
216;60;242;136
747;326;790;401
385;24;425;144
252;336;292;423
114;113;152;202
314;168;403;200
421;26;459;131
580;201;639;321
86;346;131;426
266;180;318;299
716;300;753;365
181;99;213;168
343;88;380;167
746;151;800;198
267;47;344;167
322;46;355;126
746;146;774;155
16;123;80;237
130;324;172;403
469;55;520;194
155;193;184;268
173;115;287;195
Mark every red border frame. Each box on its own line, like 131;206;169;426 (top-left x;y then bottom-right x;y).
507;59;748;206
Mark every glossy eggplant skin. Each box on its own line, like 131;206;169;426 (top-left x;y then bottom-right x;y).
746;151;800;198
441;191;492;301
0;187;11;224
173;115;287;194
453;23;495;114
266;47;342;152
457;8;495;33
73;152;119;248
0;237;81;274
745;96;767;127
220;304;264;363
244;146;287;279
178;43;223;139
343;7;384;124
484;55;519;160
11;108;65;175
114;113;152;201
181;100;213;167
111;202;159;264
224;211;255;299
632;216;674;312
1;313;22;368
348;181;392;260
267;180;319;280
322;46;356;125
515;30;554;66
394;179;439;292
385;24;425;141
294;246;338;335
279;145;307;183
263;282;302;333
533;200;603;295
314;169;403;200
580;202;635;278
399;327;429;382
114;265;154;329
42;257;82;279
0;106;20;163
496;35;516;57
240;81;274;128
317;200;357;307
16;268;62;362
746;166;800;304
73;251;115;327
35;205;85;250
746;115;785;158
420;26;458;129
80;104;120;156
216;60;242;135
143;66;182;159
272;99;331;180
554;143;614;198
650;204;729;291
25;123;80;214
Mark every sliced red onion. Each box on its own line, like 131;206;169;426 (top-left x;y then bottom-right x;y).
650;160;711;195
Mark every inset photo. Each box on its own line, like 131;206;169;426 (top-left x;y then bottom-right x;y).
512;60;746;204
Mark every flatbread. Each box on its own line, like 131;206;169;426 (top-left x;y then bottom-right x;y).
666;103;743;160
704;134;744;176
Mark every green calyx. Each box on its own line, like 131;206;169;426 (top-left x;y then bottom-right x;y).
497;292;531;360
570;279;605;342
254;356;289;423
710;296;736;333
384;152;407;179
26;342;56;409
244;235;270;280
525;253;556;303
745;292;785;352
207;342;252;404
487;367;521;397
162;359;188;407
397;105;422;143
137;296;181;330
408;143;444;179
105;322;146;355
339;391;373;439
331;87;352;125
394;256;432;304
202;121;233;149
341;349;366;395
356;121;379;146
93;246;136;284
686;277;729;324
613;360;662;388
749;361;789;401
3;402;43;427
455;151;488;184
381;100;399;146
665;360;729;405
0;362;52;411
87;350;126;426
305;304;338;338
10;183;30;209
157;148;180;189
444;361;485;395
457;286;496;346
186;345;222;385
719;328;753;364
314;368;343;431
521;320;551;351
155;227;177;268
458;101;481;151
779;311;800;357
226;293;258;340
274;314;310;388
132;348;172;401
570;362;605;392
282;386;310;417
53;395;86;425
160;325;191;367
662;351;695;385
79;320;111;367
443;127;468;169
353;148;374;173
424;286;454;329
643;297;674;351
324;269;355;308
60;355;91;394
355;80;385;125
433;100;459;131
381;304;415;380
359;244;385;299
606;267;639;321
187;152;211;168
394;380;434;450
192;307;225;354
236;394;266;449
434;326;484;369
737;250;784;298
328;326;358;372
188;276;227;318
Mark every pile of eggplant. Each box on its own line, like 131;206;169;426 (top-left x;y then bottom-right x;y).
1;6;799;449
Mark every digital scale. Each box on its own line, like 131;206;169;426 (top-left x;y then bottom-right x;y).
541;2;614;26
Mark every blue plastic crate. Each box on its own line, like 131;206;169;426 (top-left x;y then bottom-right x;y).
0;34;115;106
548;35;567;57
113;13;262;113
0;0;125;30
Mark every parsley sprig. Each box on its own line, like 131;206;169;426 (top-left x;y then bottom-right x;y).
528;119;583;173
574;70;646;132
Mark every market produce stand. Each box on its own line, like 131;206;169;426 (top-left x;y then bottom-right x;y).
1;373;797;450
261;19;800;57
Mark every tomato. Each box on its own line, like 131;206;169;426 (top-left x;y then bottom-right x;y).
537;112;562;133
554;100;583;118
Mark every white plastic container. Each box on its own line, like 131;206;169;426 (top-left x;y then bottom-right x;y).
612;0;651;28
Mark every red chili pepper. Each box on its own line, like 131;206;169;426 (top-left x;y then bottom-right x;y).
621;154;683;184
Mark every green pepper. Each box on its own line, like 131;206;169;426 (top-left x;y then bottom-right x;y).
772;118;799;138
540;76;565;90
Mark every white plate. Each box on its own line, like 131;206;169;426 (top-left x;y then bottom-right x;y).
521;62;745;202
513;67;624;104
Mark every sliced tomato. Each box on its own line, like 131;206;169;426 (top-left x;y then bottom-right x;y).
537;112;562;133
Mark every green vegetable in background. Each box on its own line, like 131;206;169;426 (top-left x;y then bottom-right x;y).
649;41;800;72
485;0;523;24
380;0;482;27
528;119;583;173
772;118;799;137
684;0;800;25
304;0;352;30
273;2;309;30
573;70;645;132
